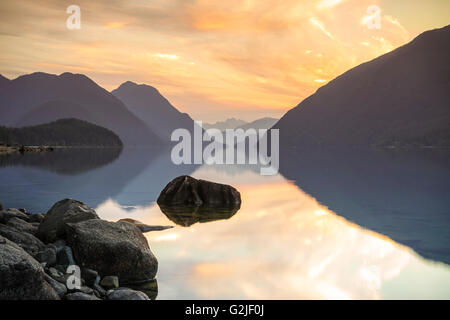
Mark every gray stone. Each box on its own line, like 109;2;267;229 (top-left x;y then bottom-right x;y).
7;217;38;235
107;288;150;300
66;219;158;284
18;208;27;214
44;274;67;298
36;245;57;267
46;267;65;283
37;198;99;243
100;276;119;290
0;208;30;224
56;245;76;266
82;268;99;287
93;283;106;297
0;223;45;257
65;292;100;300
0;236;60;300
118;218;173;233
29;213;45;224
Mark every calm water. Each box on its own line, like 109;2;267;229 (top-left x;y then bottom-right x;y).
1;147;450;299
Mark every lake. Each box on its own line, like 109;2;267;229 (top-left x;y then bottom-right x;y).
1;147;449;299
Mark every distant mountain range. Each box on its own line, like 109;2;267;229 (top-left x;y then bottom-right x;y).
111;81;196;140
203;118;247;131
0;118;123;147
273;25;450;147
204;117;278;132
236;117;278;132
0;72;160;146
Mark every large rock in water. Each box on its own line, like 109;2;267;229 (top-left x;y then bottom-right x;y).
65;220;158;284
0;236;59;300
157;175;241;208
37;199;99;243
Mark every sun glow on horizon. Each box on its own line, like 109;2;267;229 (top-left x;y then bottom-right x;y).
0;0;448;122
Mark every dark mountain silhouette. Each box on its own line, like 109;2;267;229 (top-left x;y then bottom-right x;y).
0;118;123;147
0;74;9;87
111;81;196;141
273;25;450;147
0;72;161;146
16;100;96;127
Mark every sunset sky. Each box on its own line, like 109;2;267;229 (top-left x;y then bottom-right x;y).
1;0;449;122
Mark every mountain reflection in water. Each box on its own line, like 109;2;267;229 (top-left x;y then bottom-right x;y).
96;166;450;300
1;147;450;299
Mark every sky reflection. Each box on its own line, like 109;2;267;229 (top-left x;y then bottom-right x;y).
96;166;450;299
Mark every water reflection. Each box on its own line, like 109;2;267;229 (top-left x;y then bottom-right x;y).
96;166;450;299
159;205;240;227
279;148;450;265
0;147;197;212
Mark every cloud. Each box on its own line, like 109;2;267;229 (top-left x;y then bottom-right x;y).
0;0;433;122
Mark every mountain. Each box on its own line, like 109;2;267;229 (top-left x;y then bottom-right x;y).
273;25;450;147
0;74;10;87
111;81;196;141
0;118;123;147
237;117;278;131
203;118;247;131
0;72;161;146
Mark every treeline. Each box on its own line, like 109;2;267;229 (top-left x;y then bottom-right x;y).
0;118;123;147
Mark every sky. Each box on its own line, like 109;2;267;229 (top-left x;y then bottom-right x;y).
0;0;449;122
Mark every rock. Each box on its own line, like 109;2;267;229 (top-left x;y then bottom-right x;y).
0;202;2;210
0;208;30;224
66;219;158;284
100;276;119;290
56;245;76;266
37;198;99;243
44;274;67;298
128;278;158;300
118;218;174;233
0;223;45;257
6;217;38;235
46;267;65;283
18;208;27;214
36;245;57;267
93;283;106;297
157;175;241;208
72;285;94;295
106;288;150;300
81;268;99;287
65;292;100;300
0;236;60;300
159;205;240;227
29;213;45;224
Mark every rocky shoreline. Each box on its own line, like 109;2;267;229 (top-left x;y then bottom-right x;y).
0;175;241;300
0;199;170;300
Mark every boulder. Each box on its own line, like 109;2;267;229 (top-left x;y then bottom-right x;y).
157;175;241;208
82;268;99;287
159;205;240;227
44;274;67;298
106;288;149;300
37;199;99;243
36;244;57;267
0;236;60;300
6;217;38;235
0;208;30;224
29;213;45;224
56;245;76;266
100;276;119;289
65;292;100;300
66;219;158;284
0;223;45;257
